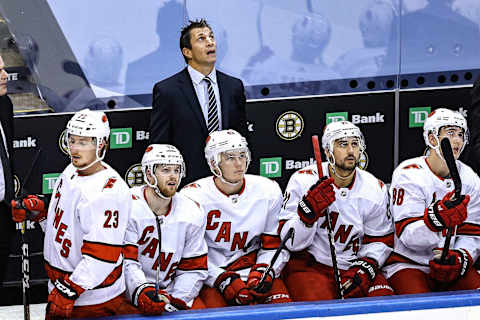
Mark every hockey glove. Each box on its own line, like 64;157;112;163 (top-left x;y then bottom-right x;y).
297;177;335;226
367;272;394;297
46;276;85;320
341;257;378;298
424;190;469;232
135;284;173;315
11;194;48;223
247;263;274;299
429;248;472;283
214;271;253;305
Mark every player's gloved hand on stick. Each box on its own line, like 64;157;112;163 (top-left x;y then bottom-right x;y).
297;177;335;226
215;271;253;305
424;190;469;232
246;263;274;299
11;194;48;223
136;284;172;315
45;275;85;320
341;257;378;298
429;248;472;283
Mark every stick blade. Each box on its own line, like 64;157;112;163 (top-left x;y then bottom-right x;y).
440;138;461;197
312;135;323;178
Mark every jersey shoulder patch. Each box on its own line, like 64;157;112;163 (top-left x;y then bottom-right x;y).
184;182;201;189
298;169;314;175
103;177;118;190
401;164;422;170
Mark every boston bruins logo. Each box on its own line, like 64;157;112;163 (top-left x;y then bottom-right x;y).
13;175;20;197
358;152;369;170
276;111;304;140
125;163;144;188
58;129;69;155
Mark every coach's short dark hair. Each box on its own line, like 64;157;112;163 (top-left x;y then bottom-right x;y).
180;19;211;63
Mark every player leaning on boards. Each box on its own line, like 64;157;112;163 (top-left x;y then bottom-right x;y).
280;121;394;300
123;144;208;315
181;129;291;307
14;109;137;319
384;108;480;293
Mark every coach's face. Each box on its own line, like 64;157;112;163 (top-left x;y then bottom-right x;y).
184;27;216;69
0;56;8;96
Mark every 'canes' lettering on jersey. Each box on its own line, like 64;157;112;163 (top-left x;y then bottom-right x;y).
123;186;208;307
280;163;393;269
41;163;132;306
181;175;287;287
383;156;480;278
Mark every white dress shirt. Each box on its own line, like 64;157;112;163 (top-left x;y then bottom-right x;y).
187;65;223;129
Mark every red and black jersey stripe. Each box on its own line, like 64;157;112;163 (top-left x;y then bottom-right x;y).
457;223;480;237
261;233;281;250
362;232;394;248
81;241;123;263
122;244;138;261
395;216;423;238
177;254;208;271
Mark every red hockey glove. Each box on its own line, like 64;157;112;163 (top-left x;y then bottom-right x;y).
297;177;335;226
135;284;172;315
367;273;394;297
46;276;85;320
429;248;472;283
341;257;378;298
215;271;253;305
11;194;48;223
246;263;274;299
424;190;469;232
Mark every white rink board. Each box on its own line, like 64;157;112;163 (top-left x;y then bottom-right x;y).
299;305;480;320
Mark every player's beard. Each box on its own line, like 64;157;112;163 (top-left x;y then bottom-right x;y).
158;181;177;198
335;156;358;174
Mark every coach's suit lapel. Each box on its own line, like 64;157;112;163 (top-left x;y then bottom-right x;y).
178;68;208;135
217;71;230;129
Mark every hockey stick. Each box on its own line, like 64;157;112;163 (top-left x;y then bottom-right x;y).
254;227;295;291
15;148;42;320
312;135;344;299
439;138;462;262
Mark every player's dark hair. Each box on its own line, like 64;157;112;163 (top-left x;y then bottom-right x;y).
180;19;211;64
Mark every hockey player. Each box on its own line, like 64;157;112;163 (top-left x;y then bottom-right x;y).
20;109;136;319
123;144;208;315
280;120;394;300
181;129;291;307
384;108;480;293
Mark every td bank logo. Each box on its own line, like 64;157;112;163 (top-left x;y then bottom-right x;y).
260;157;282;178
409;107;431;128
326;112;348;124
110;128;132;149
43;173;61;194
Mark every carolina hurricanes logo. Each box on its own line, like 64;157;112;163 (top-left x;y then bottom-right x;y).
145;146;153;153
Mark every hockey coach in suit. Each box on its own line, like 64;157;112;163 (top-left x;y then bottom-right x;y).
149;19;247;186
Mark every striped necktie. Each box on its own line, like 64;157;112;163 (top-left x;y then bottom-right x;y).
204;77;219;133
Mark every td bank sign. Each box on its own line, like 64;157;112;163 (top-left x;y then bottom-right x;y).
409;107;431;128
325;112;385;125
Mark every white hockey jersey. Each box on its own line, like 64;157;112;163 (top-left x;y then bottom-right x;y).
42;163;131;306
384;156;480;278
123;186;208;307
279;163;393;270
180;175;287;288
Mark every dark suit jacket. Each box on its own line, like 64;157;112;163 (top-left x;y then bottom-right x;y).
0;94;14;285
150;67;247;185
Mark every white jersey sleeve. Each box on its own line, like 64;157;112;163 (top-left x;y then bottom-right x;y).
389;160;442;253
279;167;320;251
452;164;480;261
357;181;393;266
169;209;208;304
254;179;289;278
70;183;131;290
